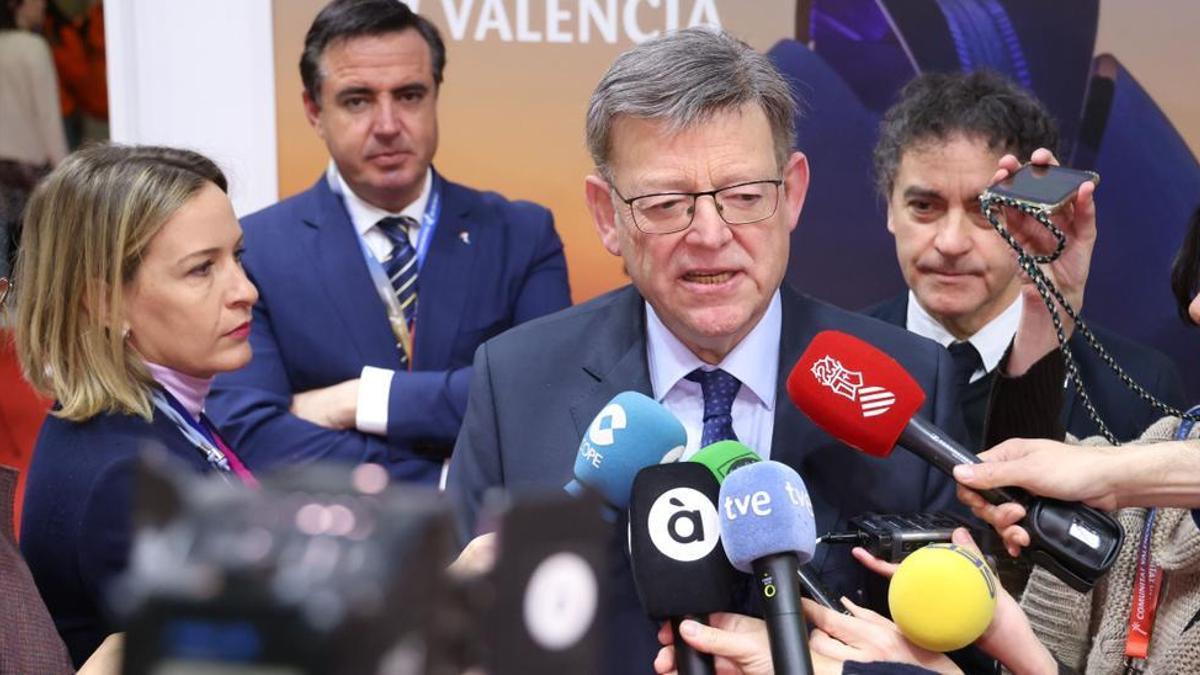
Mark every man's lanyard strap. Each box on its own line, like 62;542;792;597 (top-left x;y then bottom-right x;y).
356;172;443;368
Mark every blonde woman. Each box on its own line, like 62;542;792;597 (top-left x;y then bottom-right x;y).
13;144;258;667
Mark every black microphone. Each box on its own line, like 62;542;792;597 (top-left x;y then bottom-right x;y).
629;463;742;675
485;493;609;675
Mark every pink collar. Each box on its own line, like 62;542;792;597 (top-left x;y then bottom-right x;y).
144;361;212;421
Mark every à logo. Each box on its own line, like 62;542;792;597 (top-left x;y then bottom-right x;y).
811;355;895;418
646;487;721;562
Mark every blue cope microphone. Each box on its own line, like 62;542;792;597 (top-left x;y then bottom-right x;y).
719;461;817;675
564;391;687;511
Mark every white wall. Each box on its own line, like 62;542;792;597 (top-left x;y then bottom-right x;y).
105;0;278;217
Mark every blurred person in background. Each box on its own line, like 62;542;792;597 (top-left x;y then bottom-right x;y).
208;0;570;484
44;0;106;149
13;144;259;667
0;0;67;280
866;70;1183;454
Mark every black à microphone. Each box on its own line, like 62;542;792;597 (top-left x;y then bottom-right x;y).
628;463;741;675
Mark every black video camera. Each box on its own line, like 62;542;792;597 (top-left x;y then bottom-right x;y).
117;456;463;675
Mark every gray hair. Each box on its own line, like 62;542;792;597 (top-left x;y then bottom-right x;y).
586;27;798;179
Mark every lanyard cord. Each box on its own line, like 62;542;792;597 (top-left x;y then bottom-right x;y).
150;389;236;485
980;194;1200;447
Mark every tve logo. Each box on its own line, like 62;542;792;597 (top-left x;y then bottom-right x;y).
646;487;720;562
579;402;627;469
722;480;811;520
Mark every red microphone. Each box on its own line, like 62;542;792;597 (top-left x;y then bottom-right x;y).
786;331;927;460
785;330;1122;593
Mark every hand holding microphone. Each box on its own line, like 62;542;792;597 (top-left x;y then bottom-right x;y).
955;438;1122;558
837;529;1059;675
787;330;1123;592
653;612;776;675
654;530;1055;675
953;434;1200;556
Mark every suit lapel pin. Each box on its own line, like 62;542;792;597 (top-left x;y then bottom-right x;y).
459;230;471;245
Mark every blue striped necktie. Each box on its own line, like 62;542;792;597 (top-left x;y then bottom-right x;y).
376;216;419;361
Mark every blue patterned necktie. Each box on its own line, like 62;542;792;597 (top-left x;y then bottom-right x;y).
376;216;419;362
686;368;742;447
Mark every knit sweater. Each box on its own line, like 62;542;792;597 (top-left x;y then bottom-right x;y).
1019;416;1200;675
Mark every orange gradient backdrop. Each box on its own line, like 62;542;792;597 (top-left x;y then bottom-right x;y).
274;1;1200;304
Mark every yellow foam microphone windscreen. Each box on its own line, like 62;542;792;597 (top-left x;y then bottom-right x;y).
887;543;998;652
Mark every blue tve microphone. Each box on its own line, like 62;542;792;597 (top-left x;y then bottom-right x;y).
564;392;687;511
719;461;816;675
690;442;844;614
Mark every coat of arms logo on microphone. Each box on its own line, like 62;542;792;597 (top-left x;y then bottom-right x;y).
811;356;896;418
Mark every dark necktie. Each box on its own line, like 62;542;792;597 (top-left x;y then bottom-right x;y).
376;216;419;363
947;341;983;389
685;368;742;447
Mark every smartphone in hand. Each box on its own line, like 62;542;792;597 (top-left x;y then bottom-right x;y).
983;164;1100;212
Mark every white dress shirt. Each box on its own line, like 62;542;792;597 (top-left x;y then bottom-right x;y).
904;290;1023;382
326;162;433;435
646;291;782;460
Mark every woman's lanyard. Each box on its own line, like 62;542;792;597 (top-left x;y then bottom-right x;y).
150;389;257;487
357;173;443;368
1123;405;1200;672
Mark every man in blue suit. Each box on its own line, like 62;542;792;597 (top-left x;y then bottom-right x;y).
862;70;1185;452
448;29;974;674
208;0;570;484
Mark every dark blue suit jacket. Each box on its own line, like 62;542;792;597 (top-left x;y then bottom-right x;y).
864;294;1187;443
447;285;968;675
20;408;213;667
208;174;571;484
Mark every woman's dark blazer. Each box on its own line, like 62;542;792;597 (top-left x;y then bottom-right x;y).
20;403;212;667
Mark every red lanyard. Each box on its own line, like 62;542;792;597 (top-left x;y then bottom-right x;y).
1124;410;1198;669
208;426;260;488
1124;509;1163;666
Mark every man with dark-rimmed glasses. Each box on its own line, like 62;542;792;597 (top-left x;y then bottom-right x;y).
448;27;970;674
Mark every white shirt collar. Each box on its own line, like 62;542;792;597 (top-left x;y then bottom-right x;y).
645;290;781;411
905;290;1023;375
326;161;432;236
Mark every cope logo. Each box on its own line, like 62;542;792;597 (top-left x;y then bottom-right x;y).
580;403;627;469
587;403;627;446
646;487;720;562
